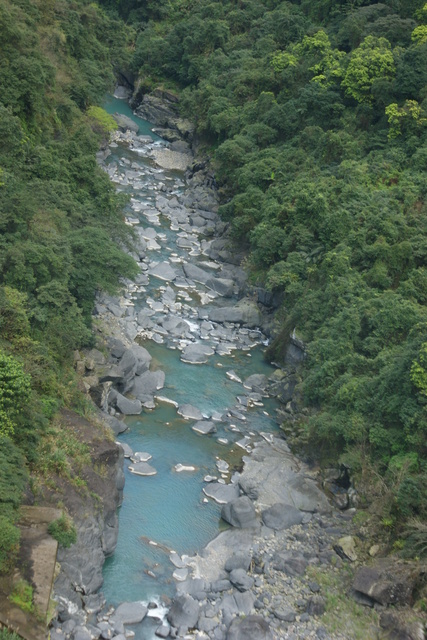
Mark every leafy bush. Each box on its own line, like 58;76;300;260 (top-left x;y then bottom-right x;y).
0;516;20;574
48;514;77;548
9;579;33;613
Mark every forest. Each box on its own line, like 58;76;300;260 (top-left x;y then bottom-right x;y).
0;0;138;572
103;0;427;539
0;0;427;577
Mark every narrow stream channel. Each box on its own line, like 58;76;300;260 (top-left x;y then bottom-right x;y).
100;96;282;638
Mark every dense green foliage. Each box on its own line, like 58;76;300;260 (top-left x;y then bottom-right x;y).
120;0;427;528
0;0;137;571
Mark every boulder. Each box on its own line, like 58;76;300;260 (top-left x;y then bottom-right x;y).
181;343;214;364
149;262;177;282
113;113;139;133
177;404;203;420
130;344;152;374
243;374;267;391
225;553;252;573
206;277;235;297
128;462;157;476
183;263;211;284
261;503;304;530
229;568;254;592
353;561;417;606
206;300;261;328
167;595;199;631
111;602;147;625
204;483;240;504
221;496;257;528
226;615;273;640
192;420;216;435
114;393;142;415
334;536;358;562
132;370;165;397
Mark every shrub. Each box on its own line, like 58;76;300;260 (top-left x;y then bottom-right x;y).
48;514;77;548
0;517;20;574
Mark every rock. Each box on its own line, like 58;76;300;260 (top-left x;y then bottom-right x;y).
118;349;137;378
225;553;252;573
226;615;273;640
149;262;177;282
206;300;261;328
111;602;147;625
206;277;235;297
221;496;257;528
128;462;157;476
114;393;142;415
243;374;267;391
181;343;215;364
203;482;240;504
334;536;358;562
132;370;165;397
306;596;326;617
98;411;128;436
155;625;170;638
273;607;296;622
353;561;417;606
167;595;199;631
261;503;304;530
130;344;152;374
192;421;216;435
229;568;254;592
113;113;139;133
177;404;203;420
131;452;152;462
183;263;211;284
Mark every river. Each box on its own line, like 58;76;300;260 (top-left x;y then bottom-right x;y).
99;95;282;638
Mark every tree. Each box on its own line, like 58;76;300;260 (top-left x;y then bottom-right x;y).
0;351;31;438
342;36;395;103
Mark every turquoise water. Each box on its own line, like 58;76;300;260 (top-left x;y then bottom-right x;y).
100;99;280;632
104;94;163;141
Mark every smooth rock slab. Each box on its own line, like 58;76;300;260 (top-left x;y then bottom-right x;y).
114;393;142;415
181;343;215;364
128;462;157;476
149;261;177;282
261;503;304;530
192;421;216;435
111;602;147;625
177;404;203;420
226;615;273;640
203;482;240;504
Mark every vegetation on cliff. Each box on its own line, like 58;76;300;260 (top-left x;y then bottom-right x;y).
103;0;427;541
0;0;137;572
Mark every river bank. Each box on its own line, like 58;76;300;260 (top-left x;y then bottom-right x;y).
48;91;425;640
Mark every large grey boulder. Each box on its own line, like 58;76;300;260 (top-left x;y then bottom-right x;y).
149;262;177;282
206;299;261;328
128;462;157;476
225;553;252;573
229;568;254;592
114;393;142;415
192;420;216;435
353;561;417;606
132;370;165;397
227;615;273;640
130;344;152;374
161;316;191;338
221;496;257;528
203;483;240;504
183;263;211;284
110;602;147;625
206;277;235;297
118;349;137;378
167;595;199;631
181;343;214;364
113;113;139;133
177;404;203;420
261;503;304;530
